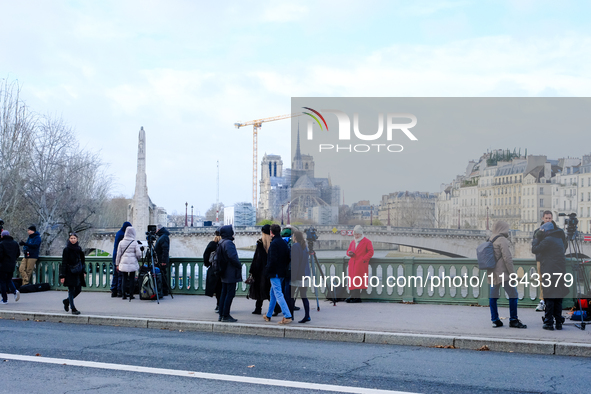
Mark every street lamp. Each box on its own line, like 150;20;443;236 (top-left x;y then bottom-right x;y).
486;206;489;230
287;202;291;225
281;204;284;225
185;202;188;227
191;205;194;227
458;209;461;229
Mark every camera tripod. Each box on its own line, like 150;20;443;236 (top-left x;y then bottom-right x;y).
565;232;590;330
306;240;338;309
139;236;161;304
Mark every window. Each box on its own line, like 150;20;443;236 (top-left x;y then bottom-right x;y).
518;196;521;204
540;187;544;195
540;199;544;207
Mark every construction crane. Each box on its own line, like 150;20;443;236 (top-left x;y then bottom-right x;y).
235;112;301;208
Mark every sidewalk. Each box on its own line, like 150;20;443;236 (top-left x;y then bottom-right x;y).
1;291;590;357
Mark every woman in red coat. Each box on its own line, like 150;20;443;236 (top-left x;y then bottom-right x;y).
345;225;374;303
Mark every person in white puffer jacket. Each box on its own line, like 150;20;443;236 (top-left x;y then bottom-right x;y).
116;226;142;300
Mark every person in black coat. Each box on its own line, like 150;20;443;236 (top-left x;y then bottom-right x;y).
217;225;242;322
248;225;271;314
155;226;171;296
59;233;87;315
203;231;222;312
0;231;20;304
291;231;311;323
532;222;569;330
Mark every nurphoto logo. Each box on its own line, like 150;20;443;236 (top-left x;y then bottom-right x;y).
303;107;418;153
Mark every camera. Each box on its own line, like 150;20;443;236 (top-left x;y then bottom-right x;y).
146;224;158;243
559;212;578;237
305;227;318;242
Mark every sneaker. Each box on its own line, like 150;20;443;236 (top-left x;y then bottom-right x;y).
542;323;554;330
71;309;81;315
535;301;545;312
492;320;503;328
509;319;527;329
1;300;7;305
221;316;237;323
215;305;219;312
14;290;20;302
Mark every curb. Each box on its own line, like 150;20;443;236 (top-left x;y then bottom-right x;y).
1;311;589;357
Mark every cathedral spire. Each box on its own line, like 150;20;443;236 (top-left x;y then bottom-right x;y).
295;120;302;161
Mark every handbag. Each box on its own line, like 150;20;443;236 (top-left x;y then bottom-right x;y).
245;274;255;285
70;257;85;274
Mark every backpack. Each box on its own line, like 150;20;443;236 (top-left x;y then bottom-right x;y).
476;235;502;270
209;241;224;276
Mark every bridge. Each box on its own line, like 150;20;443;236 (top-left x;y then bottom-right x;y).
88;226;591;259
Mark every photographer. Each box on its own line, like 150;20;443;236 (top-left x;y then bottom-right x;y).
19;225;42;286
532;221;569;330
154;226;171;296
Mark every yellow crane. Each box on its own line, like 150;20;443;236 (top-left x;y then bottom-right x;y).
235;113;301;208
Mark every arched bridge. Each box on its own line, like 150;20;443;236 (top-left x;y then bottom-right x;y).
88;226;591;259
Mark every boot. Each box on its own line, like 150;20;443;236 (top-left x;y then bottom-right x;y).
63;299;69;312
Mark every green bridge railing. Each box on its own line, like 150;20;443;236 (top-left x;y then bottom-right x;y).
18;257;589;307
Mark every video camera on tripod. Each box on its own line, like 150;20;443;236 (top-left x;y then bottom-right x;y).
559;212;579;238
558;212;590;329
305;227;318;252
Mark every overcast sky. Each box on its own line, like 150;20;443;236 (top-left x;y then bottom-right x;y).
2;1;591;214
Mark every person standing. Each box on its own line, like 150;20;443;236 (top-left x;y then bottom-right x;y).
110;221;131;297
116;226;142;301
203;231;222;312
488;221;527;328
345;225;374;303
532;221;569;330
532;211;564;312
59;233;86;315
0;230;20;305
19;225;42;286
264;224;293;324
154;226;171;296
217;225;242;322
248;224;271;315
291;231;311;323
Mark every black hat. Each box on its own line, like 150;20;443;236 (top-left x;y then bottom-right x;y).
214;230;220;236
261;224;271;235
28;225;36;232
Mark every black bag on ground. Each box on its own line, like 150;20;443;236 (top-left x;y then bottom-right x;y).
138;266;163;300
19;283;50;293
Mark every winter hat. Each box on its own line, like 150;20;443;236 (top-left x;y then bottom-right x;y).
261;224;271;235
28;225;37;232
1;230;9;237
540;222;554;232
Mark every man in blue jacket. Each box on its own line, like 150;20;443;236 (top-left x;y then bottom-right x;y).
264;224;293;324
111;222;131;297
19;225;42;286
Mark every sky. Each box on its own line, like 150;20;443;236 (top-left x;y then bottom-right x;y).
2;0;591;214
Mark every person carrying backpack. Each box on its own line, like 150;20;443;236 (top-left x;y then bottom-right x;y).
488;221;527;329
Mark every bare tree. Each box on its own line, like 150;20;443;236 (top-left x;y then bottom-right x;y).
205;202;224;222
0;79;36;234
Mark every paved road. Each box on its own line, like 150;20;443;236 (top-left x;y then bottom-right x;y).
1;320;589;394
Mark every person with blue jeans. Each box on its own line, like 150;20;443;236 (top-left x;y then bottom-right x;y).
264;224;292;324
488;221;526;329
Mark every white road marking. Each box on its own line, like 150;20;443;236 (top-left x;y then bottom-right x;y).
0;352;420;394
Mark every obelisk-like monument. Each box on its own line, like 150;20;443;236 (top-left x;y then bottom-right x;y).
132;127;150;234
